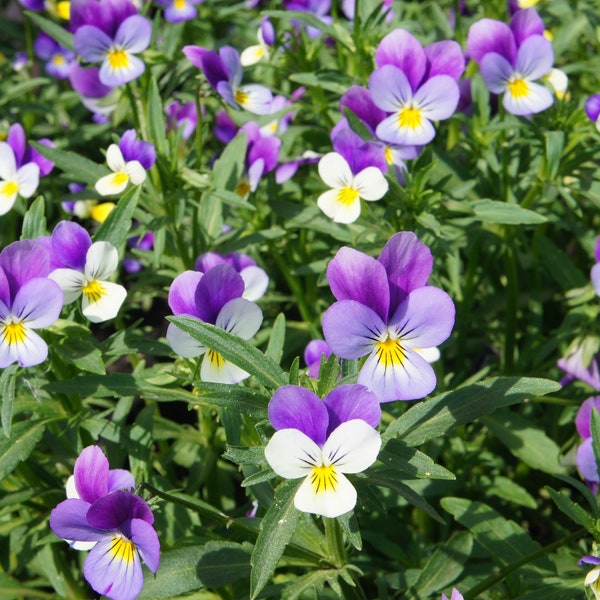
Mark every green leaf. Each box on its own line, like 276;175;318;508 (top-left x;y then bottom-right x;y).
194;383;269;419
25;11;74;50
342;106;373;140
93;185;140;247
222;445;267;467
289;71;353;95
316;354;341;398
20;196;46;239
147;76;168;159
30;141;108;185
441;497;551;569
487;476;537;509
138;541;252;599
536;235;587;290
543;131;565;180
59;335;105;375
337;511;362;551
469;199;547;225
0;365;18;437
250;479;302;599
281;569;343;600
379;438;456;480
265;313;286;364
552;474;600;518
242;468;278;487
591;409;600;488
0;420;46;480
545;486;594;530
385;377;561;446
212;132;247;191
412;532;473;598
482;410;565;474
169;317;288;390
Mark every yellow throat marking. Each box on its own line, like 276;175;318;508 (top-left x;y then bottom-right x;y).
3;321;26;345
508;78;529;99
108;48;130;70
310;464;338;494
398;106;422;130
82;279;106;303
109;536;136;563
376;337;405;368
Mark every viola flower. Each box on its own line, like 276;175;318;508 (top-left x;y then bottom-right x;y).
580;555;600;600
282;0;333;38
95;143;147;196
316;152;388;224
118;129;156;171
586;95;600;132
48;221;127;323
240;122;282;194
166;264;263;384
182;45;273;115
50;455;159;600
33;31;75;79
322;232;455;402
466;10;554;115
6;122;55;177
155;0;203;23
166;100;198;141
557;344;600;390
73;6;152;87
69;63;118;120
264;384;382;518
0;240;63;368
304;339;333;378
369;30;463;146
241;17;275;66
195;251;269;301
0;143;40;216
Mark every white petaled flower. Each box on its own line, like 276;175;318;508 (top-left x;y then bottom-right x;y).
95;144;146;196
240;27;271;67
49;241;127;323
316;152;388;224
264;419;381;518
0;142;40;216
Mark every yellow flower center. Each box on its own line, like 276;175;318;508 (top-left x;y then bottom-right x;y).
207;349;225;369
384;147;393;165
52;54;65;66
111;171;130;187
1;180;19;198
310;464;338;494
376;336;405;368
398;106;422;130
337;186;359;206
109;535;135;563
82;279;106;303
3;321;26;345
508;78;529;99
174;0;186;7
108;48;130;70
235;89;249;106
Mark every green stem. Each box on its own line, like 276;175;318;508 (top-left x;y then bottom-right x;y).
463;527;586;599
503;240;518;374
324;517;346;568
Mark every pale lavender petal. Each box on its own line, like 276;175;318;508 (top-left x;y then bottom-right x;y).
268;385;329;446
99;53;145;87
168;270;203;316
414;75;460;121
323;384;381;433
369;65;413;112
122;518;160;572
466;19;517;64
115;16;152;54
220;46;242;86
51;220;91;271
164;1;198;22
0;239;52;292
577;438;599;483
326;246;390;320
515;35;554;80
74;25;112;63
339;85;386;135
479;53;514;94
304;339;331;377
12;278;62;328
322;300;384;360
240;266;269;301
375;29;426;91
194;264;245;324
592;263;600;296
166;320;205;358
389;287;455;348
424;41;465;81
74;446;110;503
375;112;435;146
87;491;154;530
50;499;103;542
378;232;433;312
575;397;600;440
586;95;600;124
510;8;545;46
108;469;135;492
215;297;262;340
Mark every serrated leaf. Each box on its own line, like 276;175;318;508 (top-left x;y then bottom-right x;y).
385;377;561;446
470;199;546;224
379;438;456;480
20;196;46;239
545;486;594;530
250;479;302;599
222;445;267;467
0;420;46;480
169;316;288;390
93;185;140;247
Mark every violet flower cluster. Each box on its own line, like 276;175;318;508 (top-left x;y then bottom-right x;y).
50;446;160;600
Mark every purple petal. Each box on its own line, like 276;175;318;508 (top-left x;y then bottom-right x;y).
268;385;329;446
332;121;387;174
122;518;160;572
70;0;138;37
108;469;136;492
323;384;381;433
115;16;152;54
466;19;517;64
228;252;256;271
595;238;600;264
557;347;600;391
510;8;545;47
326;246;390;320
182;45;209;70
74;446;110;504
194;264;245;324
74;25;112;63
51;220;91;271
6;124;26;166
586;95;600;124
369;65;413;113
479;53;514;94
375;29;426;91
515;35;554;80
87;491;154;530
575;397;600;440
0;268;9;307
118;129;156;170
304;339;331;373
195;252;227;273
339;85;386;135
577;438;599;483
198;50;230;89
322;300;384;360
50;498;103;543
424;41;465;81
579;555;600;566
27;139;55;176
69;63;113;99
168;270;204;316
378;232;433;313
0;239;52;299
248;136;281;174
220;46;242;86
12;278;63;328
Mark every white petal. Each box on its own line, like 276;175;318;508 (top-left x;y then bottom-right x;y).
317;188;361;224
66;475;79;499
264;428;321;479
0;326;48;368
240;45;265;66
105;144;125;172
240;266;269;301
414;346;440;363
322;420;381;474
353;167;388;201
85;242;118;280
81;281;126;323
0;188;18;215
503;80;553;116
166;321;206;358
0;142;17;180
215;298;263;340
49;269;86;304
200;350;250;384
294;469;357;518
16;163;40;198
318;152;353;188
95;172;129;196
125;160;146;185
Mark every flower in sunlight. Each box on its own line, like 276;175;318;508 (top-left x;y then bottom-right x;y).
95;143;147;196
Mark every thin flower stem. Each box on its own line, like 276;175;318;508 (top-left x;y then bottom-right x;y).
463;527;586;599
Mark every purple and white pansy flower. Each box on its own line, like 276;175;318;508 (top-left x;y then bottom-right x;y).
166;264;263;384
0;142;40;216
50;446;159;600
368;29;464;146
580;555;600;600
0;240;63;368
155;0;204;23
264;384;382;518
95;140;147;196
48;221;127;323
322;232;455;402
